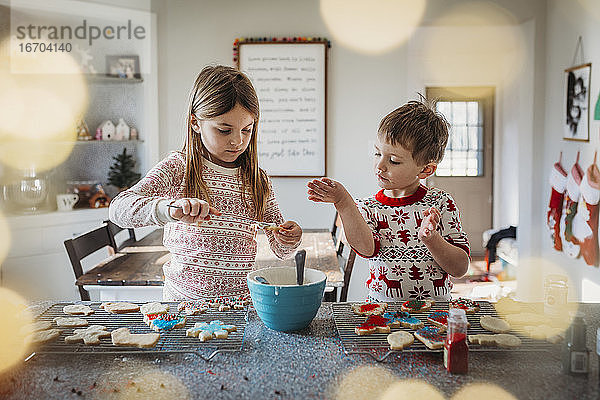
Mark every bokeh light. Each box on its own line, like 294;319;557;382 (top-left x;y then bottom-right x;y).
0;288;32;374
452;382;517;400
333;365;398;400
320;0;426;54
380;379;444;400
94;364;190;400
496;256;579;341
418;1;526;90
0;38;88;172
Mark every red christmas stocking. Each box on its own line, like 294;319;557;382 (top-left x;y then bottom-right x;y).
573;159;600;266
560;155;584;258
547;158;567;251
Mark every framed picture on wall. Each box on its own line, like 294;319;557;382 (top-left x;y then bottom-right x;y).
235;38;328;177
564;63;591;141
106;55;141;79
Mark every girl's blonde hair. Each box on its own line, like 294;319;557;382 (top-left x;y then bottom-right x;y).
183;65;270;220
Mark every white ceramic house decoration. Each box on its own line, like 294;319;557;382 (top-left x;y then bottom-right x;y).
100;120;116;141
115;118;130;141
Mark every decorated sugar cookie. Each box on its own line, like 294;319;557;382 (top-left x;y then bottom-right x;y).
427;310;449;330
186;320;237;342
382;311;410;328
414;326;445;349
65;325;111;345
401;299;434;313
449;298;480;314
177;301;209;315
354;315;392;335
144;314;187;331
351;302;388;316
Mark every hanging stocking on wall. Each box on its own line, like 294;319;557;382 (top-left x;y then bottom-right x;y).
560;151;584;258
547;152;568;251
573;151;600;266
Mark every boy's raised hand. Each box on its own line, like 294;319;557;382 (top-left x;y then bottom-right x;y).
169;198;221;224
418;206;441;242
307;178;349;205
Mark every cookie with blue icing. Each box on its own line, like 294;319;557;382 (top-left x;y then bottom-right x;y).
144;313;186;331
414;326;445;349
186;320;237;342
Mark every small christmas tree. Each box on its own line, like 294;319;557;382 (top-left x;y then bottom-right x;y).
108;148;141;191
408;264;423;283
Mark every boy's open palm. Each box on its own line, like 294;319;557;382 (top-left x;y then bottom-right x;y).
418;207;441;242
307;178;348;205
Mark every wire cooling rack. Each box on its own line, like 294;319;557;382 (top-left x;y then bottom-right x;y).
25;302;248;361
332;301;555;362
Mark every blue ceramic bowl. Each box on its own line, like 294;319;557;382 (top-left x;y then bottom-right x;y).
247;267;326;332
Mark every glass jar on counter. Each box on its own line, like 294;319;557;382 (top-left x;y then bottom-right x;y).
544;274;568;317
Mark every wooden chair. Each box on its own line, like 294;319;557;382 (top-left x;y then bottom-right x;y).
64;223;115;301
324;223;356;302
104;219;136;251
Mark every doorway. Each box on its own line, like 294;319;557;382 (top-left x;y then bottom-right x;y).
426;87;495;256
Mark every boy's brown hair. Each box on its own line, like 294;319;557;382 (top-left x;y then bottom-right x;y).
378;99;450;165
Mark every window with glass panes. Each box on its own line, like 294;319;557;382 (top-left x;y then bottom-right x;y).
435;101;483;177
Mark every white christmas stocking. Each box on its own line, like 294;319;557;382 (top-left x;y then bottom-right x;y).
560;160;584;258
573;164;600;266
547;161;567;251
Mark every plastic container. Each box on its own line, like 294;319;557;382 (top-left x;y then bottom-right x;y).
562;312;589;376
247;267;326;332
444;308;468;374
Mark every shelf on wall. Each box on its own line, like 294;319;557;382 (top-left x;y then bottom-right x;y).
86;75;144;84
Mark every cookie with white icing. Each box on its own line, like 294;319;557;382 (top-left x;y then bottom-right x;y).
177;301;209;315
144;314;187;331
186;320;237;342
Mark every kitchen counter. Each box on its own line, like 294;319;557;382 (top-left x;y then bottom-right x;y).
1;303;599;399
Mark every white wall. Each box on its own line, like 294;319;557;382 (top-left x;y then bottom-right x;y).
540;0;600;302
152;0;547;300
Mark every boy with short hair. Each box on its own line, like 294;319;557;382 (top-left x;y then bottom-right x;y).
307;100;469;301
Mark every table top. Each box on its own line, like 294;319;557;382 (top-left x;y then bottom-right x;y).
4;302;600;400
77;228;342;287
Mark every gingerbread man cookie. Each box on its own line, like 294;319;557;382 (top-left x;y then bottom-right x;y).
63;304;94;316
111;327;160;348
65;325;111;345
177;301;209;316
351;303;388;316
100;302;140;314
140;302;169;315
144;314;187;331
354;315;392;335
186;320;237;342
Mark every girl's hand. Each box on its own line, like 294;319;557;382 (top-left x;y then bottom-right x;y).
169;198;221;224
273;221;302;246
307;178;348;205
418;207;441;242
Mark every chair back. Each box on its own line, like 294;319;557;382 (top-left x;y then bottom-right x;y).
337;229;356;302
64;223;115;300
104;219;136;251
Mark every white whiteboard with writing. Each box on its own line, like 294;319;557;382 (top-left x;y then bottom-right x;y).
238;42;327;176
